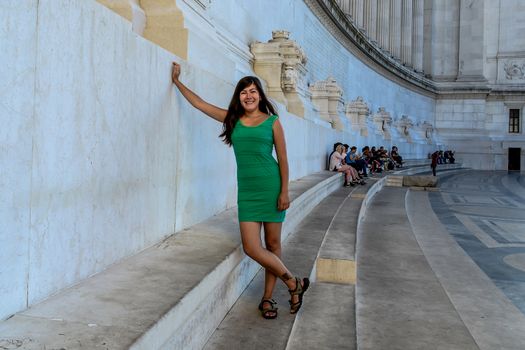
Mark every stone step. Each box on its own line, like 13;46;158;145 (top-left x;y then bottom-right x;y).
203;186;354;350
356;186;479;350
286;282;356;350
385;175;404;187
0;171;343;350
315;180;377;285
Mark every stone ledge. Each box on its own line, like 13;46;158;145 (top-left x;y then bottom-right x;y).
0;171;343;350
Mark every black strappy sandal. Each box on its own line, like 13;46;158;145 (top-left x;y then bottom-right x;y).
288;277;310;314
258;298;278;319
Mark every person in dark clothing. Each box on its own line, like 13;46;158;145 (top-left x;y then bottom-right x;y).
431;151;439;176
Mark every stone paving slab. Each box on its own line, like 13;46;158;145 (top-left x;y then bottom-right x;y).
408;173;525;350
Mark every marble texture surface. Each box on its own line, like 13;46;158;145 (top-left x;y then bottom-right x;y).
0;0;38;319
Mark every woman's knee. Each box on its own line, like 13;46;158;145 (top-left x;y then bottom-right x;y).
242;243;260;258
265;237;281;252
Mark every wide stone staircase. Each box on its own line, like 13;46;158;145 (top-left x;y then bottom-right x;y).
0;162;469;349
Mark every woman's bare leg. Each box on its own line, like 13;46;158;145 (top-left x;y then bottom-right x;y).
239;222;301;303
262;222;282;300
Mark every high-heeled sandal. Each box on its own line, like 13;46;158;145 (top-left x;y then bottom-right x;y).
288;277;310;314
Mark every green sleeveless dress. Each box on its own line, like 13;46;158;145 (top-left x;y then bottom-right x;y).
231;114;286;222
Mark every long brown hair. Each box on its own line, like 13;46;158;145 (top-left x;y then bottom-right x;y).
219;76;277;146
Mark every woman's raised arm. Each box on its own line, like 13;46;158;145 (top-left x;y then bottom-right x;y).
171;62;227;123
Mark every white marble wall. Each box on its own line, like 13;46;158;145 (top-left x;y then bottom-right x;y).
0;0;438;320
0;0;37;320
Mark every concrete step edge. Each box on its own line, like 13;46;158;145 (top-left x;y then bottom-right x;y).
131;172;345;349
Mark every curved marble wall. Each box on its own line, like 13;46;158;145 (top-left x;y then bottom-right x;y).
3;0;523;320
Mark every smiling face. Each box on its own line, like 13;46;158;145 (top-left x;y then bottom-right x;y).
239;83;261;114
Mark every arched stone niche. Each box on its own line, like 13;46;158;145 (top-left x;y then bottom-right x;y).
345;96;370;136
372;107;392;140
309;77;345;130
251;31;309;118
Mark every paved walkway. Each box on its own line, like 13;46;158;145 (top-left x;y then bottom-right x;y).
357;170;525;350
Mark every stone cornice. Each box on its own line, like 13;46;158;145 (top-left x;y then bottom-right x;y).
304;0;524;98
303;0;437;97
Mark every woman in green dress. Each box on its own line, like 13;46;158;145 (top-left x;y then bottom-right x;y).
171;62;309;319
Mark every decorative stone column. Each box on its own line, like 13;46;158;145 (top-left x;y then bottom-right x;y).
345;96;370;136
389;0;402;59
401;0;413;67
251;34;287;106
310;77;345;130
412;0;424;72
337;0;352;16
377;0;390;51
355;0;365;28
395;115;414;143
364;0;377;41
372;107;393;140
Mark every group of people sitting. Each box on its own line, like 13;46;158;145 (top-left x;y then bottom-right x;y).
328;142;404;186
428;150;455;165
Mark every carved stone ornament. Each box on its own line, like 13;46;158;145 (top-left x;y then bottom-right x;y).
345;96;370;136
395;115;414;141
251;30;309;117
310;77;345;130
372;107;392;139
414;121;434;143
504;60;525;80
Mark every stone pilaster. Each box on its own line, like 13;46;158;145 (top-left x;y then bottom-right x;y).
389;0;402;59
310;77;345;130
429;0;460;81
412;0;424;72
377;0;390;51
457;0;486;81
345;96;370;136
401;0;413;67
372;107;393;140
